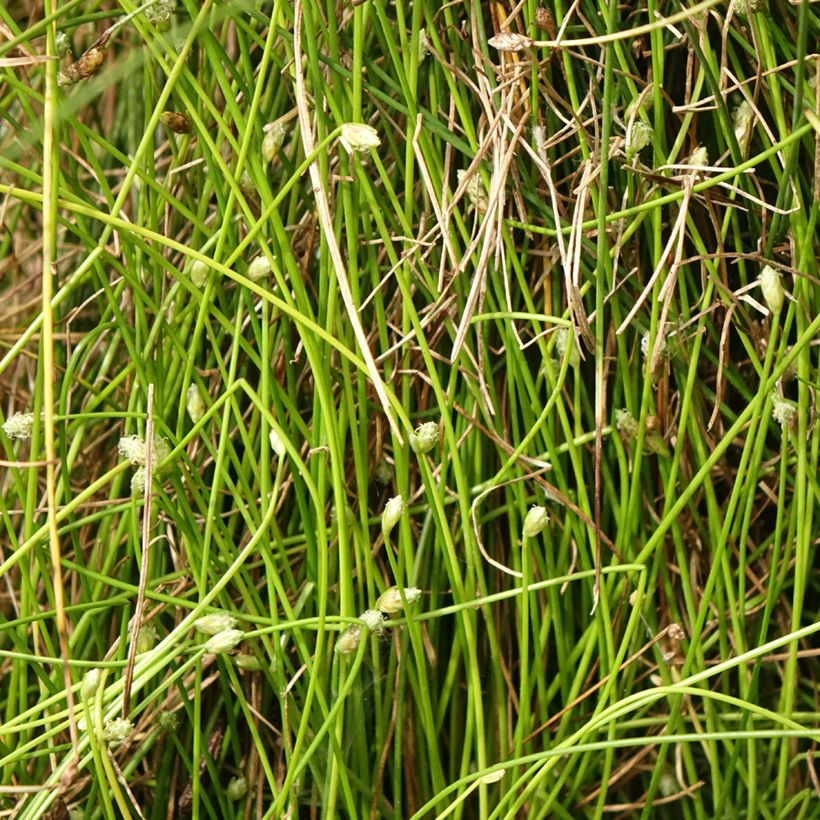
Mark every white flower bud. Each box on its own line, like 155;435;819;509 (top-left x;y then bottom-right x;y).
3;411;35;440
733;99;754;145
771;393;796;429
262;121;287;164
626;121;653;159
758;265;785;314
456;169;489;214
189;259;209;288
130;467;146;495
522;505;549;538
247;254;272;282
375;586;422;614
55;31;71;58
381;495;405;537
688;145;708;167
195;612;238;635
360;609;386;635
227;776;247;801
186;384;205;423
145;0;175;25
118;434;170;467
555;327;580;368
204;628;244;655
81;669;101;702
268;428;286;459
614;408;638;439
409;421;439;454
339;123;380;154
335;624;362;655
135;623;157;654
103;717;133;747
487;32;533;52
235;654;263;671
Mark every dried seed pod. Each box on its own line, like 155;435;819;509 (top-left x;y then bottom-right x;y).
160;111;191;134
488;32;533;52
58;47;105;88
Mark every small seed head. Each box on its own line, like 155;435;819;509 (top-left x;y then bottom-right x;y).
375;586;422;614
360;609;387;635
456;169;489;214
522;505;549;538
186;384;205;423
247;254;272;282
614;408;638;439
3;412;35;440
262;121;288;163
487;32;533;52
381;495;405;537
758;265;785;315
189;259;209;288
81;669;101;702
227;776;247;801
626;121;653;159
334;624;362;655
135;623;157;654
771;393;797;429
339;123;381;153
409;421;439;454
204;628;244;655
103;717;133;747
195;612;238;635
235;654;263;671
269;428;286;459
555;327;580;368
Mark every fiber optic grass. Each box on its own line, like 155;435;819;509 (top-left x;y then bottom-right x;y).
0;0;818;817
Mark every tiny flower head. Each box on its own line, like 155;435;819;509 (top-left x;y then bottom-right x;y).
360;609;386;635
118;434;170;467
247;254;272;283
688;145;708;167
381;495;405;537
758;265;785;315
339;123;380;154
487;32;533;52
204;628;244;655
456;169;489;214
227;776;247;801
235;654;263;672
2;412;35;440
375;586;422;614
614;408;638;439
130;467;146;495
135;623;157;654
268;428;286;459
145;0;175;26
555;327;580;368
409;421;439;454
189;259;209;288
771;392;796;430
262;121;288;164
103;717;133;747
522;505;549;539
81;669;101;702
733;99;754;145
334;624;362;655
195;612;238;635
626;120;653;160
186;384;205;423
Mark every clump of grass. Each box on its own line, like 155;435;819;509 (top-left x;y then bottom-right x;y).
1;0;818;817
